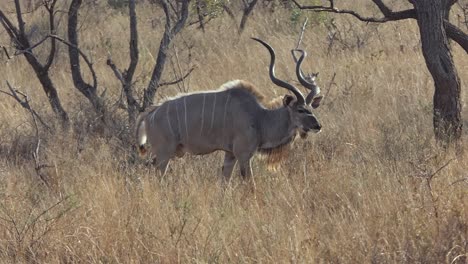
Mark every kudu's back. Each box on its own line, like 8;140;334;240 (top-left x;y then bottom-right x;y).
141;80;265;157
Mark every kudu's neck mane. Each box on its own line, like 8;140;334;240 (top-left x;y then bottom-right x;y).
231;80;297;153
229;80;283;109
257;106;297;170
158;80;264;103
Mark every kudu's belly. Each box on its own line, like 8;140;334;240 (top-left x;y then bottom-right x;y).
177;134;233;156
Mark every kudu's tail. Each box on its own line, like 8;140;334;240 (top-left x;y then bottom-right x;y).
135;113;148;157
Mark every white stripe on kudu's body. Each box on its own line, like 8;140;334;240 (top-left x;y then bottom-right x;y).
200;93;206;136
210;93;217;131
136;38;324;184
184;97;188;141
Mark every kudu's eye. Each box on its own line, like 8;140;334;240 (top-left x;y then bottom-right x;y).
298;109;310;114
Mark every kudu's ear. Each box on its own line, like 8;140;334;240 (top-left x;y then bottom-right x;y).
283;95;295;107
311;95;323;109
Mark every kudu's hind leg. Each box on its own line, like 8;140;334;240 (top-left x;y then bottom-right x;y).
221;152;237;186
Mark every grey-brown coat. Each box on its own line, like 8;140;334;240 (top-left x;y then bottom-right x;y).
136;38;323;182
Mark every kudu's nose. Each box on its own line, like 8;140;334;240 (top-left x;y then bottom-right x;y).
314;123;322;131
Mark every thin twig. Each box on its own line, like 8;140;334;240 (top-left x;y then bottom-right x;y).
324;72;336;99
408;158;455;219
449;177;468;186
295;17;308;50
158;67;195;87
292;0;468;53
292;18;309;79
291;0;413;23
1;81;51;131
428;158;455;180
106;57;125;86
48;34;97;91
14;35;49;56
2;45;11;59
2;81;52;187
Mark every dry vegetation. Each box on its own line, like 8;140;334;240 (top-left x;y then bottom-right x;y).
0;1;467;263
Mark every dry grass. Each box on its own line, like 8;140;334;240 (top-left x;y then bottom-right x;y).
0;1;467;263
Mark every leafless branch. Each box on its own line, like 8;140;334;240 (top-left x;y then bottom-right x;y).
142;0;189;110
0;2;69;122
43;0;58;70
457;2;468;29
291;0;416;23
49;34;98;91
0;81;50;131
159;67;194;87
106;58;126;86
1;81;52;187
291;0;468;53
409;158;455;218
14;35;50;56
14;0;26;35
295;17;308;50
0;9;20;40
32;138;52;188
291;18;308;78
126;0;139;86
324;72;337;100
222;4;236;22
450;177;468;186
107;0;140;124
2;45;11;60
239;0;258;33
188;15;216;28
67;0;105;116
430;159;455;181
195;0;206;32
106;57;131;111
444;20;468;53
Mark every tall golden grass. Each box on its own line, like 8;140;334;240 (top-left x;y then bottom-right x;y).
0;1;467;263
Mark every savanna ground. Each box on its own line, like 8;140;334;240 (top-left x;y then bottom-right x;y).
0;1;467;263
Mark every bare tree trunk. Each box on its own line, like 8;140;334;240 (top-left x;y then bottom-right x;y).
108;0;194;127
142;0;189;110
291;0;467;145
413;0;462;143
68;0;105;115
124;0;140;125
0;1;69;123
24;54;69;122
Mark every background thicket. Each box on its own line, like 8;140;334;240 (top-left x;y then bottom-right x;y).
0;0;467;263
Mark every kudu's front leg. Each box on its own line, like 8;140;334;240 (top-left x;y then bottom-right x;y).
239;157;256;195
152;157;170;177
